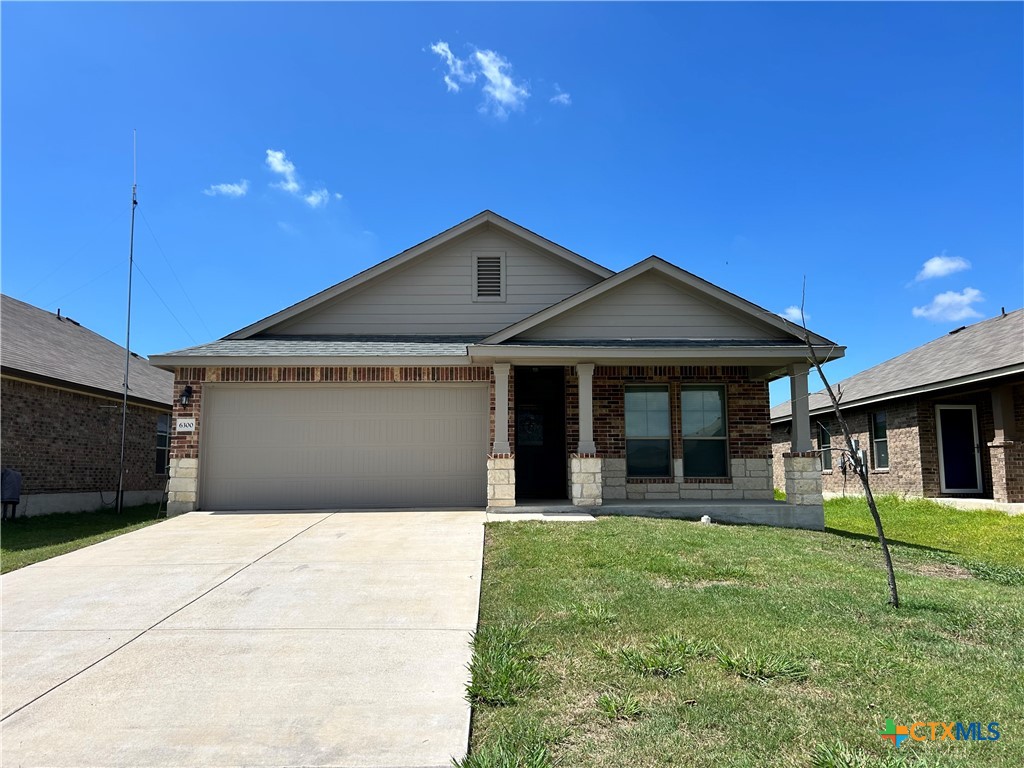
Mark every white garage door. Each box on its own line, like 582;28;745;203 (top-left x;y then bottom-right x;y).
200;385;489;510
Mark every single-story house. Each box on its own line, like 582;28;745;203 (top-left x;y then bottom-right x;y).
151;211;843;528
770;308;1024;504
1;294;174;515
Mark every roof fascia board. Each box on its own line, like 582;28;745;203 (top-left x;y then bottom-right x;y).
225;211;612;340
482;256;836;346
468;344;843;366
770;363;1024;423
148;355;473;370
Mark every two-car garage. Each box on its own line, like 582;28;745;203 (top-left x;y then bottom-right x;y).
199;384;490;510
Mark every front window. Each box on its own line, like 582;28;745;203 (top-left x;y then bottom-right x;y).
681;386;728;477
625;387;671;476
155;414;171;475
818;422;832;471
871;412;889;469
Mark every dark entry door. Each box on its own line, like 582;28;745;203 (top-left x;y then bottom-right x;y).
937;406;982;493
515;367;567;500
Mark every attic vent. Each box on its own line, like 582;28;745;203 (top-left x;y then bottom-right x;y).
473;251;506;302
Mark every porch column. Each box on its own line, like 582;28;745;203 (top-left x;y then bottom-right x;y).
576;363;597;454
788;362;812;453
989;383;1022;503
492;363;511;454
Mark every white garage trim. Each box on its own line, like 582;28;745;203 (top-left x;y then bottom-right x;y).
199;383;489;510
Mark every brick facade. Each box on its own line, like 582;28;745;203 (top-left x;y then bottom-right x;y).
771;378;1024;503
170;363;777;512
1;376;169;496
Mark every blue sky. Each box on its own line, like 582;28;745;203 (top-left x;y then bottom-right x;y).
3;2;1021;405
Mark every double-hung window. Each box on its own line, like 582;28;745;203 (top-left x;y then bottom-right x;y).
870;412;889;469
625;387;671;477
818;422;832;471
680;387;728;477
155;414;171;475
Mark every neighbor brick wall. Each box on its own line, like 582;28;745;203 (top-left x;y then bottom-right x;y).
771;378;1024;501
1;376;169;494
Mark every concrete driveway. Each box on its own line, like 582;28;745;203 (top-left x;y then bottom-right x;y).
1;509;485;768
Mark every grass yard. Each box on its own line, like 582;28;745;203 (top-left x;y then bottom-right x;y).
465;497;1024;767
1;504;165;573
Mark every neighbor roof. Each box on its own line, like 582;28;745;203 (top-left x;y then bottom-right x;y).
771;308;1024;422
1;295;173;407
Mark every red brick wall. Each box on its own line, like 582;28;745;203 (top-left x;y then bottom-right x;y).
568;365;770;460
1;377;169;494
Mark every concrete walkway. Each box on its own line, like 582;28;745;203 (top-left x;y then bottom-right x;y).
1;509;485;768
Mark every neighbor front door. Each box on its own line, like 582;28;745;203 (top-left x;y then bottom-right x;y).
936;405;983;494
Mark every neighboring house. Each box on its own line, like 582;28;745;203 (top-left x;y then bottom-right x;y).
771;309;1024;504
150;211;842;527
1;295;174;515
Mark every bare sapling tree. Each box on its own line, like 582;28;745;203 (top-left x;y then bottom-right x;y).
798;284;899;608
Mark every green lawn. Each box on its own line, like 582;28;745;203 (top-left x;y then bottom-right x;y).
465;497;1024;767
1;504;166;573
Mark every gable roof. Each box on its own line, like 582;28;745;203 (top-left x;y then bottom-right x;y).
771;308;1024;422
481;256;837;347
1;294;173;407
226;210;614;340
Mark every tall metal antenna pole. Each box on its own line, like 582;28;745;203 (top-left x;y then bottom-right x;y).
116;130;138;514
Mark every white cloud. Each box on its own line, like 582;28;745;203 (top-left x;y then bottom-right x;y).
265;149;300;193
915;253;971;281
334;192;343;200
550;84;571;106
265;149;336;207
203;179;249;197
430;41;476;92
304;188;330;209
912;288;984;322
430;41;529;119
780;306;808;323
474;49;529;118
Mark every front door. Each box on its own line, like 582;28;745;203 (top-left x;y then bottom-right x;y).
514;366;567;500
936;405;983;494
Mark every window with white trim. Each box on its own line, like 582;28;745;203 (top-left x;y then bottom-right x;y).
472;251;506;302
870;411;889;469
680;386;729;477
625;387;671;477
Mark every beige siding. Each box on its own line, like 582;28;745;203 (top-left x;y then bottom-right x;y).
200;385;489;510
272;229;602;335
518;273;791;340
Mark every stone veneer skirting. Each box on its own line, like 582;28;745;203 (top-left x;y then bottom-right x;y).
486;455;516;508
570;455;603;506
602;457;773;501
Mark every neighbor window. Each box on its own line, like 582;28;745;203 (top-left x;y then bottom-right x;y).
870;412;889;469
625;387;671;477
818;422;832;471
155;414;170;475
681;386;728;477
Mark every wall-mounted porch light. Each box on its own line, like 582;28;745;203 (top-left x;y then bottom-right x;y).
179;385;193;407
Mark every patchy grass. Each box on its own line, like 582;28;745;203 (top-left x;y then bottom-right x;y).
466;622;542;707
466;499;1023;767
1;504;165;573
826;495;1024;568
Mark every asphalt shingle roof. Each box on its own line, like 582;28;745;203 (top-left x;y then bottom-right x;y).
1;295;173;406
771;309;1024;421
157;336;480;358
